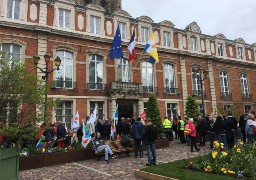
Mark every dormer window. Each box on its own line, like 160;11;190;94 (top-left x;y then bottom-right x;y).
59;9;71;29
118;22;126;39
163;31;171;47
237;47;244;59
190;37;197;51
217;43;224;56
90;15;101;35
6;0;20;20
141;27;149;43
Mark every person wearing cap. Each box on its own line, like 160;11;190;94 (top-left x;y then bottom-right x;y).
245;113;256;145
188;118;200;152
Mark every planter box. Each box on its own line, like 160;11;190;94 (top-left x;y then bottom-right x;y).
68;149;95;163
19;155;44;171
0;148;19;180
155;138;169;149
44;152;69;167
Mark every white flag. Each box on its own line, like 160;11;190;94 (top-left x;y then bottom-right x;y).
86;106;97;125
72;111;80;129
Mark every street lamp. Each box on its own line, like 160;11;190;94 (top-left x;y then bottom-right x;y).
192;65;208;118
33;53;62;121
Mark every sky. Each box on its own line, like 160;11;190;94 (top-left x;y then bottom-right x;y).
122;0;256;45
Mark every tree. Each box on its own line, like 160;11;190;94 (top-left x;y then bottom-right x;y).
185;96;201;122
0;52;46;149
146;95;164;137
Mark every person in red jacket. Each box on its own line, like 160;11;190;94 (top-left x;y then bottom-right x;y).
188;118;200;152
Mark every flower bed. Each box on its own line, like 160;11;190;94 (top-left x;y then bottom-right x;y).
190;141;256;179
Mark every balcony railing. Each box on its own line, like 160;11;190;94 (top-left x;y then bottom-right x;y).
221;92;232;99
52;80;76;89
192;90;203;96
86;83;105;90
142;86;157;93
242;93;252;99
109;81;142;94
165;87;179;95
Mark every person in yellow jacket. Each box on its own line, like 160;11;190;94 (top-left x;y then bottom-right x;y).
163;117;173;142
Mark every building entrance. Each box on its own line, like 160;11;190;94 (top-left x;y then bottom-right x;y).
117;101;133;119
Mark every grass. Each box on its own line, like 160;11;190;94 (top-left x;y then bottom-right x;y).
141;158;239;180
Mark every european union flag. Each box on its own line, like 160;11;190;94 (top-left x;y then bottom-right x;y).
109;25;123;60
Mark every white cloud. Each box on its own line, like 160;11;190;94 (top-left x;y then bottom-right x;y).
122;0;256;44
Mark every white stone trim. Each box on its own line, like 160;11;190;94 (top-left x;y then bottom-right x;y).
138;22;152;43
215;39;226;57
160;27;174;48
1;0;28;22
86;9;105;36
87;99;108;120
187;32;201;52
39;2;47;25
113;17;131;40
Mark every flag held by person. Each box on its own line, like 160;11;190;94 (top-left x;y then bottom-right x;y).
109;25;123;60
140;111;146;124
82;122;91;148
127;27;136;62
86;105;97;125
72;111;80;130
143;33;159;64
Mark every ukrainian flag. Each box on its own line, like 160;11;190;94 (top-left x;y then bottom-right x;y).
143;33;159;64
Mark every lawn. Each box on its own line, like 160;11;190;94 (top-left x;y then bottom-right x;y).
141;158;239;180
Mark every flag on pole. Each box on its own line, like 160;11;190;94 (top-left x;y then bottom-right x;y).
127;27;136;62
139;111;146;124
82;122;91;148
109;25;123;60
86;106;97;125
143;33;159;64
72;111;80;129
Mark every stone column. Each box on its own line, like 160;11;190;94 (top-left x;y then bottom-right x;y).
39;2;48;25
180;57;188;117
37;33;48;80
110;98;117;118
205;39;211;55
178;33;183;50
138;99;144;116
207;59;217;116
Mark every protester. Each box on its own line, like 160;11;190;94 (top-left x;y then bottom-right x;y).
101;119;111;140
178;116;186;143
213;116;227;148
225;113;236;149
206;115;215;149
188;118;200;152
131;117;144;158
173;117;179;139
184;118;191;146
95;119;103;135
57;121;67;148
239;113;247;143
142;118;157;166
77;121;83;143
163;117;173;142
197;116;207;146
120;118;131;136
93;132;117;164
245;113;255;145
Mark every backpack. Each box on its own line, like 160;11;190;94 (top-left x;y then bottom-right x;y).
148;126;157;141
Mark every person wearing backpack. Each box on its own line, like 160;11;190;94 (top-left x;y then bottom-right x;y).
131;117;144;158
142;118;157;166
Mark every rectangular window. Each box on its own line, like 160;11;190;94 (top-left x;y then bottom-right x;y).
118;22;126;39
89;55;103;90
240;73;249;98
192;74;202;96
59;9;70;29
6;0;20;20
90;16;101;35
117;58;130;82
190;37;197;51
244;105;251;114
163;31;171;47
142;62;154;92
56;101;73;129
164;64;176;93
217;43;224;56
141;27;149;43
237;47;244;59
220;71;230;97
90;101;104;120
166;103;178;120
0;44;21;65
55;51;73;88
223;105;232;114
144;102;148;111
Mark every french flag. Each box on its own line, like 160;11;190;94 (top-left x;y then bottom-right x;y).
127;27;136;62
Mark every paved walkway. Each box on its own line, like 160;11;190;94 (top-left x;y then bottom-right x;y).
19;140;211;180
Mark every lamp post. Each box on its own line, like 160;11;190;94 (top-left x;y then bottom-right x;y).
192;65;208;118
33;53;62;121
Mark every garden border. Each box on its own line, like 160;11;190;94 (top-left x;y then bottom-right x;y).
135;170;178;180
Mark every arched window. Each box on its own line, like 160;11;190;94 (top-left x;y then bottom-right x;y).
117;58;130;82
55;50;73;88
0;44;21;65
142;61;153;92
219;71;230;97
164;63;176;93
89;54;103;89
240;73;249;98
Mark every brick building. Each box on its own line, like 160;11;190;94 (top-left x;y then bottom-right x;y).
0;0;255;128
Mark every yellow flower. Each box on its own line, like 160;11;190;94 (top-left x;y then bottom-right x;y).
42;148;45;153
237;148;241;153
223;170;227;174
221;168;227;172
204;165;212;172
212;151;218;158
221;151;227;157
214;141;220;148
240;142;244;145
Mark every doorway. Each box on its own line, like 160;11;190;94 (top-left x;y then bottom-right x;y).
117;101;133;119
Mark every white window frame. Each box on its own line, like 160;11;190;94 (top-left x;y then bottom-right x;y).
55;101;73;130
59;8;71;29
116;58;130;82
6;0;20;20
118;22;126;39
217;43;224;57
55;50;74;89
240;73;249;97
0;44;21;65
220;71;230;96
90;15;101;35
141;27;150;43
166;103;178;120
237;46;244;59
192;73;202;95
164;63;175;88
89;54;103;89
190;36;197;51
163;31;171;47
142;61;154;91
90;101;104;120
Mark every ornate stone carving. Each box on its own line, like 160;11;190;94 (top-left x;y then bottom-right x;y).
185;21;202;34
106;21;112;35
78;14;84;30
30;4;37;21
201;40;205;51
210;42;215;54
